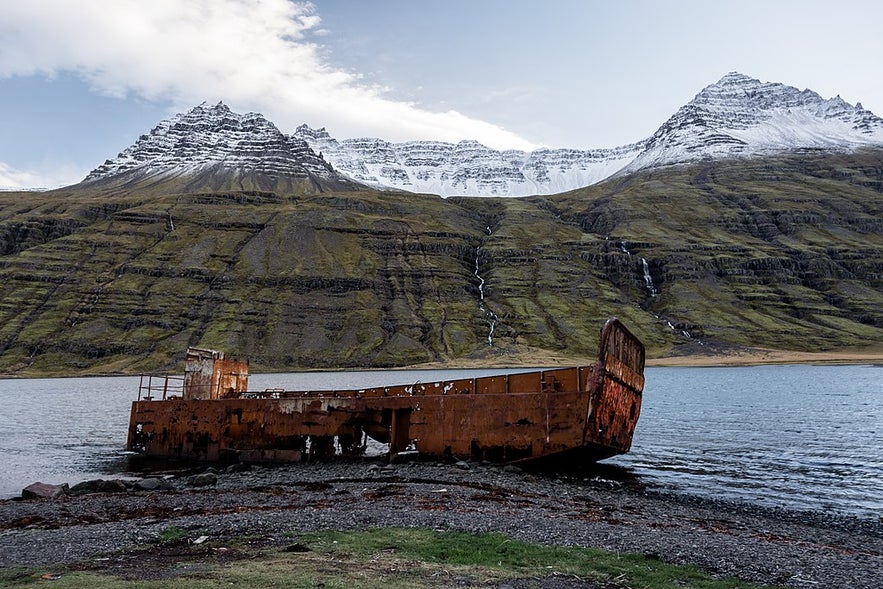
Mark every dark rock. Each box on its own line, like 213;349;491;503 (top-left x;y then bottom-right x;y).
101;479;129;493
225;463;251;473
455;461;471;470
68;479;128;495
503;465;524;474
187;473;218;487
134;478;171;491
68;480;101;496
21;482;68;500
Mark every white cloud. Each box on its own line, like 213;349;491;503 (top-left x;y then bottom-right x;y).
0;0;538;150
0;161;42;190
0;161;85;191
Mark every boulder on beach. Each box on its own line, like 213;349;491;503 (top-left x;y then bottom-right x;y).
68;479;128;495
21;482;68;500
187;473;218;487
134;477;172;491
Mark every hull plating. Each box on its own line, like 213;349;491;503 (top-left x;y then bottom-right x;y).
128;319;645;466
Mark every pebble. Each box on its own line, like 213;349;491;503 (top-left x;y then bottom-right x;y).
4;460;881;589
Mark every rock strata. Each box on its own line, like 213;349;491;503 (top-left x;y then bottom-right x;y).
81;102;349;193
293;73;883;196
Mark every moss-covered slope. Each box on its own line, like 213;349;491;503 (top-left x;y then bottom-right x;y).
0;149;880;375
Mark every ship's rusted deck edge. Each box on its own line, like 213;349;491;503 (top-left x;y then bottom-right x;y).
128;318;645;467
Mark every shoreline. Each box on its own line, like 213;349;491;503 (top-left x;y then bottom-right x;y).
410;347;883;371
646;348;883;367
1;460;880;588
2;348;881;379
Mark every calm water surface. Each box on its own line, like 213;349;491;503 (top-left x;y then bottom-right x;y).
1;365;880;518
608;365;882;518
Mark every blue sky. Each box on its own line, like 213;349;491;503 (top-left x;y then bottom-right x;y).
1;0;882;189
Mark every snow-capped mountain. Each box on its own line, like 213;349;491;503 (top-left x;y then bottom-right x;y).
622;72;883;174
80;74;883;197
295;72;883;196
292;125;645;197
83;102;341;186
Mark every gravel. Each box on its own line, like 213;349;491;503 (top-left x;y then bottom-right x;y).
0;459;880;588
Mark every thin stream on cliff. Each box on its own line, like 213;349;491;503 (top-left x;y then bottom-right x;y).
473;250;497;346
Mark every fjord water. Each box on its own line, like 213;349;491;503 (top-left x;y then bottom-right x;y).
609;365;882;518
0;365;880;519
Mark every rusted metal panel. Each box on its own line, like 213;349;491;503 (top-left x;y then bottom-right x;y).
128;317;646;467
541;368;580;393
508;372;541;394
182;347;249;400
476;375;508;394
214;358;249;399
183;347;223;400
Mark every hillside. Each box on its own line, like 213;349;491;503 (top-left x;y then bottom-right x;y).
0;150;880;375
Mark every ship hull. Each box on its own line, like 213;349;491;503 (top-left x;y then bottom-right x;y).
128;319;645;466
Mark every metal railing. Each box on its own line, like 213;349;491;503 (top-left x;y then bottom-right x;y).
137;374;185;401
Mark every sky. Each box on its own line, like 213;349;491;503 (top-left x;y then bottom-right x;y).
1;0;882;189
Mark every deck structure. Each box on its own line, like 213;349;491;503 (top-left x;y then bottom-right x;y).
128;318;645;466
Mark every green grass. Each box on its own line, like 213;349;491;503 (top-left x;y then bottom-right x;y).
0;528;779;589
303;528;769;589
157;526;187;544
0;149;881;375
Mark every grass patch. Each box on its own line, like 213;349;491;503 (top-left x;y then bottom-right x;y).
157;526;187;544
303;528;769;588
0;528;779;588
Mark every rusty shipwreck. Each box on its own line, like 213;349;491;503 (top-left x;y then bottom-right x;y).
127;318;645;466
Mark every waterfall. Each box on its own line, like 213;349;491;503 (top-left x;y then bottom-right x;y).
654;313;702;344
621;241;658;297
474;252;497;346
641;257;657;297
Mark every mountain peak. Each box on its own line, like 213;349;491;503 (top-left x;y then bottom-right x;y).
82;103;348;192
77;73;883;197
619;73;883;175
714;71;757;85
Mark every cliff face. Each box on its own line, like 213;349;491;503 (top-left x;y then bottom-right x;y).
0;149;880;375
292;124;644;197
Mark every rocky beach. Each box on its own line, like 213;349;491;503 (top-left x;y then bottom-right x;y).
1;459;880;588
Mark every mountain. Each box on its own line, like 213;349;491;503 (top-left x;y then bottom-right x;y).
294;73;883;196
291;125;644;197
0;149;880;376
0;73;879;375
622;72;883;174
77;74;883;198
82;102;356;194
